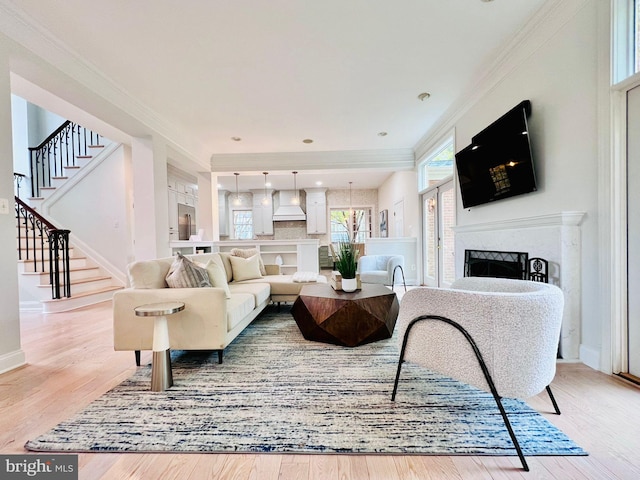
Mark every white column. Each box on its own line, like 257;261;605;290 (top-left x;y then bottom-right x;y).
0;40;26;373
197;171;213;241
131;136;171;260
210;172;221;240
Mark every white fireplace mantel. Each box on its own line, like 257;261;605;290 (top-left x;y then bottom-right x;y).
452;211;586;234
453;211;586;360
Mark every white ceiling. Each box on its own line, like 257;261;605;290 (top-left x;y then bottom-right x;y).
3;0;548;191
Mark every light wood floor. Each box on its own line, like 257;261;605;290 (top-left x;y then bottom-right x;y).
1;302;640;479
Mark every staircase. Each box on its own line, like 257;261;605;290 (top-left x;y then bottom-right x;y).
15;121;124;313
17;231;123;313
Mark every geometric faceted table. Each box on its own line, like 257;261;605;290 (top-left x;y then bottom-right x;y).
134;301;185;391
291;283;399;347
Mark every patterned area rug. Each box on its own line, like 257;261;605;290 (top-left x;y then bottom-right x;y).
26;306;586;455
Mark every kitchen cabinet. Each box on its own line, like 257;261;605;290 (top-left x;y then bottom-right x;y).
305;189;327;234
168;189;178;240
168;175;198;239
251;189;274;236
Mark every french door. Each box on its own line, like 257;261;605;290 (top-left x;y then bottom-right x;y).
628;84;640;378
422;179;455;287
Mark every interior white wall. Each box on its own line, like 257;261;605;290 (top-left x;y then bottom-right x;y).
26;102;65;146
10;95;29;185
0;41;25;374
378;171;419;239
451;3;602;364
47;145;134;273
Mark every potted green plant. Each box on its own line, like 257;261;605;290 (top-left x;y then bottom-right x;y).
335;241;359;292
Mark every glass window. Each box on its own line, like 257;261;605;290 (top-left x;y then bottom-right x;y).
418;137;454;191
232;210;253;239
613;0;640;82
330;208;371;243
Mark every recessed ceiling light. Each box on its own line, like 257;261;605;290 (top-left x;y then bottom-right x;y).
231;137;242;141
418;92;431;101
315;181;323;186
378;132;388;137
481;0;494;3
302;139;314;144
265;182;272;187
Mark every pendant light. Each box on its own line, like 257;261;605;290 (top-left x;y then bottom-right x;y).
262;172;269;205
292;171;299;205
233;172;241;206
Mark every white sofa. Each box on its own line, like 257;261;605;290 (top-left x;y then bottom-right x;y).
113;251;324;365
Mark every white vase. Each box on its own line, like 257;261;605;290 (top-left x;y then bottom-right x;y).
342;277;357;292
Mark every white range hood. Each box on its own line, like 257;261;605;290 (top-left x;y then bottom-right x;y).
272;190;306;221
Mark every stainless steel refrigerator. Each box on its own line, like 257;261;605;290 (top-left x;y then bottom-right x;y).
177;203;196;240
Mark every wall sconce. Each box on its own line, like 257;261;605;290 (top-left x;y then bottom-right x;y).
262;172;269;205
292;171;300;205
233;172;241;206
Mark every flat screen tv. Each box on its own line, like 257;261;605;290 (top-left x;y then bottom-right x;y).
455;100;537;208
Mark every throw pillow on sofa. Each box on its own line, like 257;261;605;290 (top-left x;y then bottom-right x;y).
230;248;266;276
166;253;212;288
229;254;263;282
217;252;234;282
197;258;232;299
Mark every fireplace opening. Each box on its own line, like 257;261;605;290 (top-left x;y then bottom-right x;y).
464;250;528;280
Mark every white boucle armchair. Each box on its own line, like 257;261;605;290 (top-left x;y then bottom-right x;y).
357;255;406;291
391;276;564;471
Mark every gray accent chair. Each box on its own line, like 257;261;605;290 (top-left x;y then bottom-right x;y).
357;255;406;291
391;277;564;471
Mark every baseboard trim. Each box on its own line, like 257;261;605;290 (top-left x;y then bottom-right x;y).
579;344;600;371
19;301;43;312
0;349;27;375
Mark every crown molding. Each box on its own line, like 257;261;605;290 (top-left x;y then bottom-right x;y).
0;1;209;169
210;148;415;172
413;0;590;160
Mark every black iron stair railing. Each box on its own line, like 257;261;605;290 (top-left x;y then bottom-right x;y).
13;172;25;198
28;121;101;198
15;196;71;300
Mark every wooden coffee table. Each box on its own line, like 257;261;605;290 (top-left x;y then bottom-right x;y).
291;283;399;347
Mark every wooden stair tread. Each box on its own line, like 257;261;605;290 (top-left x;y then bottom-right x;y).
18;255;87;263
41;285;123;303
36;275;112;287
20;266;99;276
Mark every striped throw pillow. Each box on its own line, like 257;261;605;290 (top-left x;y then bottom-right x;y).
165;253;212;288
